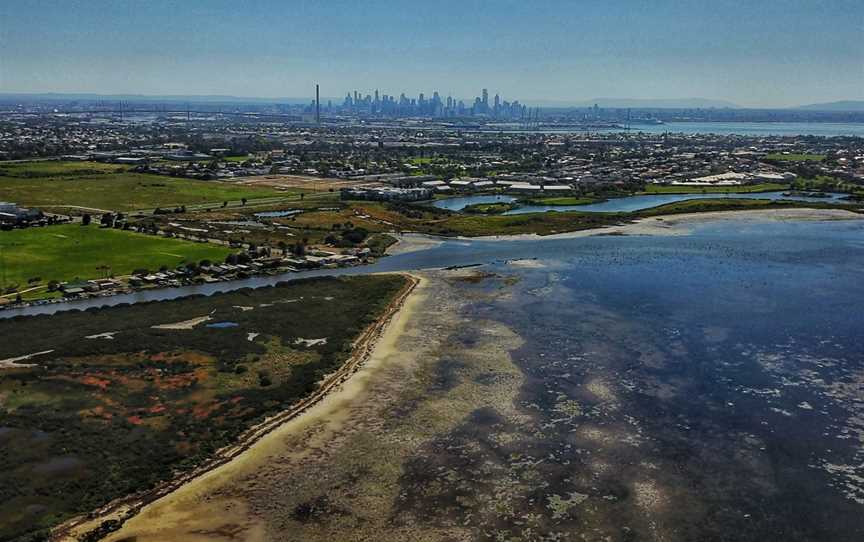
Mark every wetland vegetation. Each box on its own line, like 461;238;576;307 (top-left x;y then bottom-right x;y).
0;274;408;541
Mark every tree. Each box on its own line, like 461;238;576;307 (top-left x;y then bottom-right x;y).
81;214;92;226
342;227;368;244
241;197;248;206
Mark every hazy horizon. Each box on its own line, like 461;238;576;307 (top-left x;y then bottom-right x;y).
1;0;863;108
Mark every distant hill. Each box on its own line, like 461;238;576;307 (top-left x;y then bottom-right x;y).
0;92;316;105
588;97;740;109
797;100;864;112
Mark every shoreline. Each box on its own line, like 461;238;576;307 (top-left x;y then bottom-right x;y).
99;269;526;542
388;207;864;251
53;272;423;542
5;207;858;316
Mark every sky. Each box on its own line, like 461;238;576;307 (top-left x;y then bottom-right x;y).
1;0;862;108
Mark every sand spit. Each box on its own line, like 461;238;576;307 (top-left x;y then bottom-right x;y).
386;232;444;255
55;274;421;542
467;208;864;241
389;208;863;253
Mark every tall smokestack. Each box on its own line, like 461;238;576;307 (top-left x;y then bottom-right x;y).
315;84;320;124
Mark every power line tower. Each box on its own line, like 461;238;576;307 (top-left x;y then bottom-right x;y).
315;84;321;124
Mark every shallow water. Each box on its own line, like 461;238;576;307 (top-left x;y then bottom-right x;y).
5;218;864;318
390;219;864;539
254;210;303;218
431;190;848;214
206;321;239;328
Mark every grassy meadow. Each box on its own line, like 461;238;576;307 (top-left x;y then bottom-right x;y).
642;182;789;194
0;161;286;211
0;224;231;289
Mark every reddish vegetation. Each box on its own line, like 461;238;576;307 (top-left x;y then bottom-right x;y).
192;401;223;419
79;405;113;421
126;416;144;425
80;376;111;390
151;371;198;390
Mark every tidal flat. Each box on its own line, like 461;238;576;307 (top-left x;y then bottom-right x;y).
102;215;864;542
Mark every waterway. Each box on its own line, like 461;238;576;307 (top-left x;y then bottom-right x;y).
3;212;861;320
509;121;864;137
431;190;849;214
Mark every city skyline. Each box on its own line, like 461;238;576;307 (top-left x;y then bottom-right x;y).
340;87;529;118
2;1;863;108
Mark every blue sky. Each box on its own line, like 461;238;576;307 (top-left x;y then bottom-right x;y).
1;0;862;107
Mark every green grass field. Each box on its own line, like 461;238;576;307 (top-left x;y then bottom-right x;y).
0;160;127;178
463;202;516;214
791;176;864;195
0;224;232;289
764;153;825;162
0;161;287;211
408;157;434;165
642;183;789;194
637;197;845;216
521;196;600;205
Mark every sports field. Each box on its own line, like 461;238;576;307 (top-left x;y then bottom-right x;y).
0;161;288;211
0;224;232;289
